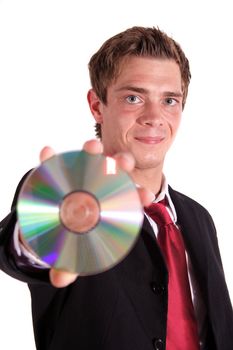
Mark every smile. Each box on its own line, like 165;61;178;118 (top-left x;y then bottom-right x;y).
134;136;165;144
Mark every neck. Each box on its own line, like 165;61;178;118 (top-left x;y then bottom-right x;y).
130;166;163;196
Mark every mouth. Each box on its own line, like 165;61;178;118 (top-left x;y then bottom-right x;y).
134;136;165;144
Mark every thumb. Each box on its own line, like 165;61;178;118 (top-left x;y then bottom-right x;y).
39;146;55;163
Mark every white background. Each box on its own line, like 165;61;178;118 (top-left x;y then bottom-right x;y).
0;0;232;349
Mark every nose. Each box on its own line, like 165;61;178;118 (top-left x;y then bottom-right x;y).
137;102;163;127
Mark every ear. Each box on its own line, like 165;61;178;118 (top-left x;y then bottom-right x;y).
87;89;103;124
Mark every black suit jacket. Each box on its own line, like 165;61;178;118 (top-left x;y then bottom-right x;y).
0;182;233;350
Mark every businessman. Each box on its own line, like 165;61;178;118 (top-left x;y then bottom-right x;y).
1;26;233;350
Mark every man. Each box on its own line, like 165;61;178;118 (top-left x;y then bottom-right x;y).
0;26;232;350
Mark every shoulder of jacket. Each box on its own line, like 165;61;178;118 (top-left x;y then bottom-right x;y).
168;185;213;221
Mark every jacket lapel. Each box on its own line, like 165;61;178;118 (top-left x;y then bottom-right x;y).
169;187;211;292
116;217;168;340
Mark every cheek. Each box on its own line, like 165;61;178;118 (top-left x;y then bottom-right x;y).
102;119;123;147
168;113;182;133
108;117;133;138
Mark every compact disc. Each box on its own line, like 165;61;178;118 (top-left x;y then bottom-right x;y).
17;150;143;275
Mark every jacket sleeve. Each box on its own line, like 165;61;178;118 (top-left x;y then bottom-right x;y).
0;171;50;284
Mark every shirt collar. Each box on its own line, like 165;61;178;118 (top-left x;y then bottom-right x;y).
153;176;177;223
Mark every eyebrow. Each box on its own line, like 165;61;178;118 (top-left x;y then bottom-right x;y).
115;85;183;97
115;86;148;94
163;91;183;98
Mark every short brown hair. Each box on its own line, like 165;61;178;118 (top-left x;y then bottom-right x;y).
88;26;191;138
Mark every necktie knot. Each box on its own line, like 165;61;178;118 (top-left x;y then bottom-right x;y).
145;201;173;226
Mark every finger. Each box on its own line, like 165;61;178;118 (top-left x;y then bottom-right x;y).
114;152;135;173
39;146;56;163
83;139;103;155
49;268;79;288
137;187;155;207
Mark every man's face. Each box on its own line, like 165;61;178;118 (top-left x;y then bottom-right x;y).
89;56;183;173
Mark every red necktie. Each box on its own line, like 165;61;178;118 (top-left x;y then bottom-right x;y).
145;200;200;350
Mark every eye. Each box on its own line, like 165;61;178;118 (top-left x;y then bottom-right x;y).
164;97;177;106
126;95;141;104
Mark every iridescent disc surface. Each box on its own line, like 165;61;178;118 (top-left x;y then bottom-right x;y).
17;151;143;275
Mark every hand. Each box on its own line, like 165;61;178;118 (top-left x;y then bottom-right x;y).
40;140;154;288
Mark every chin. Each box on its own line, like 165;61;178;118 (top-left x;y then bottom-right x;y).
135;158;162;170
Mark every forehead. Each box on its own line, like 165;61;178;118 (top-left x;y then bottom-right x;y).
111;56;182;90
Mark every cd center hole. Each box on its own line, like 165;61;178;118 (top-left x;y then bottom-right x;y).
60;191;100;234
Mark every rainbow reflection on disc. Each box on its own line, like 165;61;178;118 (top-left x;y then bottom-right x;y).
17;150;143;275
